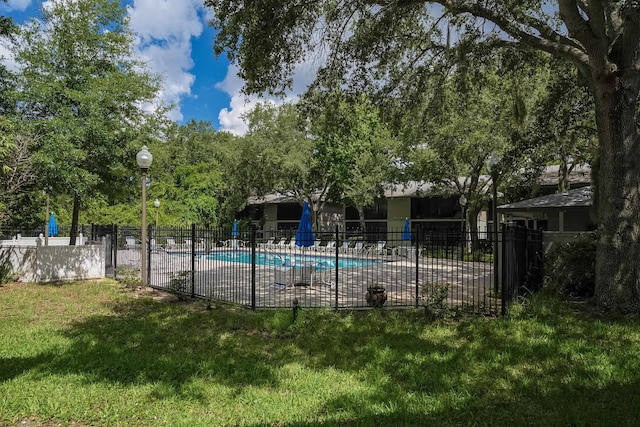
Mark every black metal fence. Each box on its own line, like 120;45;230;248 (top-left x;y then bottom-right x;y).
2;222;544;315
101;224;504;315
501;224;544;314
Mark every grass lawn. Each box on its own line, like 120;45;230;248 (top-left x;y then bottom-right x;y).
1;280;639;426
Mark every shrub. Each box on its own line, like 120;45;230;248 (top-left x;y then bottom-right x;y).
168;271;190;300
115;266;141;290
421;282;451;320
545;233;596;298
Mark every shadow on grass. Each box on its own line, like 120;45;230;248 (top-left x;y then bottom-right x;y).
3;285;640;425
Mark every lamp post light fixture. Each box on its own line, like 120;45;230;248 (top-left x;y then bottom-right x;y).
154;198;160;229
459;194;467;261
136;145;153;286
486;151;501;295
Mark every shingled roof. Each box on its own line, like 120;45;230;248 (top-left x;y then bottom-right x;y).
499;186;592;211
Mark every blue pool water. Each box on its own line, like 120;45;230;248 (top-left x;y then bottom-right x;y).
204;250;378;269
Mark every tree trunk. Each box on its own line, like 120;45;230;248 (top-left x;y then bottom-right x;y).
467;205;481;252
69;195;80;246
357;205;366;237
593;75;640;312
558;158;569;193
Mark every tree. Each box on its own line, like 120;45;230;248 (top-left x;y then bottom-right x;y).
307;92;399;230
12;0;162;244
206;1;640;312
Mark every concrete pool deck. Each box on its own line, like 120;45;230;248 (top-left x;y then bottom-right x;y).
115;248;498;313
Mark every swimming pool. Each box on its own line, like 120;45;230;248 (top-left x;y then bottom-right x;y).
204;250;379;269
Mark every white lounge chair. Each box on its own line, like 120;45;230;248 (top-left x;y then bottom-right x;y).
274;237;287;248
339;241;350;253
165;237;177;250
125;236;139;250
321;240;337;253
259;237;275;249
349;241;365;255
367;241;387;255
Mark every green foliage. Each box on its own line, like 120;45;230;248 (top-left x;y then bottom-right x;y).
12;0;163;231
114;266;141;291
168;270;191;300
545;234;597;298
421;282;452;320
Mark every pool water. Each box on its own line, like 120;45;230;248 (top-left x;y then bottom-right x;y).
204;250;379;269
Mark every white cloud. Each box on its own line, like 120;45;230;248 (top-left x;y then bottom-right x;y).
127;0;206;122
216;55;322;135
1;0;32;12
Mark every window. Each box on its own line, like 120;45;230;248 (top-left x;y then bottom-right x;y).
277;203;302;220
411;196;460;219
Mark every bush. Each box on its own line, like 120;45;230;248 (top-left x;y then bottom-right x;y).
545;234;596;298
420;282;451;320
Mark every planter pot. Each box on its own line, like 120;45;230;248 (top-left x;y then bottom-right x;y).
366;287;387;308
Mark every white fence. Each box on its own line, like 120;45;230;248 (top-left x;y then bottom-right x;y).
0;235;105;283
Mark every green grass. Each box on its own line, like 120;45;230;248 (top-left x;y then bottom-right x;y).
1;281;640;426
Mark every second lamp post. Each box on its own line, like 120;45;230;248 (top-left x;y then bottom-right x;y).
136;145;153;286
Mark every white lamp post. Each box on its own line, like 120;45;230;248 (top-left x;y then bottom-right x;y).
486;151;500;294
136;145;153;286
154;198;160;229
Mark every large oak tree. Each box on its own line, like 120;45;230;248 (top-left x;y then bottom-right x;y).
206;1;640;312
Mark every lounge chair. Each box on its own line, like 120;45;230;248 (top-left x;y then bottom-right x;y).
321;240;336;253
367;241;387;256
349;241;365;255
339;241;350;253
311;240;322;251
288;238;296;249
273;260;314;288
165;237;177;250
125;236;139;250
274;237;287;248
259;237;275;249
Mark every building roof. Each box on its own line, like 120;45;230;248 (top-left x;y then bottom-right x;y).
247;193;298;205
499;186;592;211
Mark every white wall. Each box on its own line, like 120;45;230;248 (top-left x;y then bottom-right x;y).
0;234;86;247
0;238;104;282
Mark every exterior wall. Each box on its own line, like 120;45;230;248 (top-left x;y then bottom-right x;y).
0;239;105;282
502;208;591;232
387;197;410;240
262;204;278;232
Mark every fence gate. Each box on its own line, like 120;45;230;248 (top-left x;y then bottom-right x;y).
502;224;544;314
90;224;117;276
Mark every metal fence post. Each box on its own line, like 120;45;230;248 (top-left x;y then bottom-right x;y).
147;224;152;285
113;224;118;276
501;223;506;316
191;223;196;298
251;225;256;310
415;226;420;308
335;225;339;310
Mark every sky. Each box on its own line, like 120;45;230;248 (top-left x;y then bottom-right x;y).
0;0;314;135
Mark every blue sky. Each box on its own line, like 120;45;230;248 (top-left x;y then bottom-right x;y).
0;0;312;135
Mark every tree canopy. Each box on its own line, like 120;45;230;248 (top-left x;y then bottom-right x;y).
11;0;163;242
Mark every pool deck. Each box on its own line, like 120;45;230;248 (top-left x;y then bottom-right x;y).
115;247;497;312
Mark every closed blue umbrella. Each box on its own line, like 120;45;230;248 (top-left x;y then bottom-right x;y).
295;201;314;247
402;217;411;241
48;213;58;236
231;219;239;237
